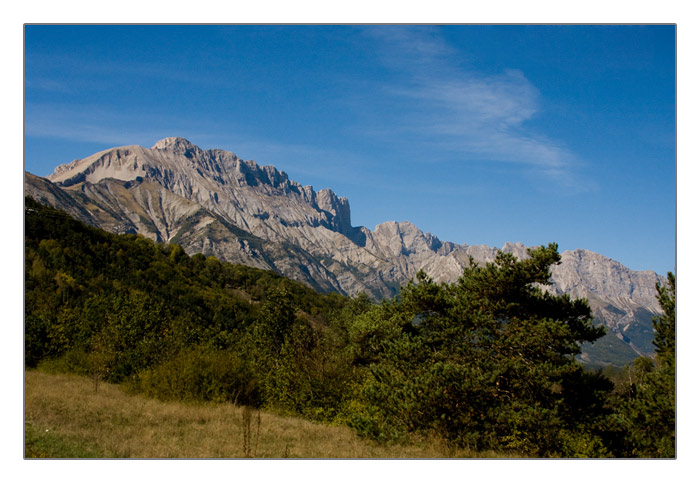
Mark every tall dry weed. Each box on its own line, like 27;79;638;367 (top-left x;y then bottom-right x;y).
241;406;261;457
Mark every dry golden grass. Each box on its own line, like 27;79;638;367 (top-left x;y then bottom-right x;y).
25;370;501;458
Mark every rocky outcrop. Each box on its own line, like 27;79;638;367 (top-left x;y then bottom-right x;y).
26;137;668;364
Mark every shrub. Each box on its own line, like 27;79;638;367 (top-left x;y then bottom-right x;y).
136;346;261;406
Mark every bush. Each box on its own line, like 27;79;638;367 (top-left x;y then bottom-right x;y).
136;346;261;406
36;348;92;376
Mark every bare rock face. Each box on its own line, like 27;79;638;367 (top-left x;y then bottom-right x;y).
26;138;668;365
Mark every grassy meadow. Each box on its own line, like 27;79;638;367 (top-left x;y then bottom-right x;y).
24;370;507;459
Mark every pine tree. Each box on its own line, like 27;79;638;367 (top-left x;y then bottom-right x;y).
347;244;610;455
612;272;675;457
653;272;676;367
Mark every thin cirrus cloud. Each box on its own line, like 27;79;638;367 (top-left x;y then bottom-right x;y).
27;51;228;91
24;102;374;190
364;26;590;191
25;104;170;148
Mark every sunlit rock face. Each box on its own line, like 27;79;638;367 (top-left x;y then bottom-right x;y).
27;137;667;364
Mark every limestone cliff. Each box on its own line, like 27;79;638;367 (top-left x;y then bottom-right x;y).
26;137;668;364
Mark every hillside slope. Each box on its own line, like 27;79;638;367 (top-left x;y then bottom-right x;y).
25;137;665;363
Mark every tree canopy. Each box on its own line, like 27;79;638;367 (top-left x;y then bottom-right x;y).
346;245;612;455
24;198;675;457
610;271;675;457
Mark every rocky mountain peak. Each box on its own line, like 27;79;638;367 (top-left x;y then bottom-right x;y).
151;137;197;152
41;138;357;239
501;241;530;259
316;189;352;236
25;138;669;365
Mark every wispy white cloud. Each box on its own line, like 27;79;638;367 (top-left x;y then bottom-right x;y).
24;102;376;191
25;103;173;147
25;78;75;95
25;51;233;101
363;26;592;191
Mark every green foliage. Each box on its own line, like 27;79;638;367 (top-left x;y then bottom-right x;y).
255;288;297;356
264;317;356;420
25;198;673;457
136;346;261;405
610;272;675;457
24;197;350;406
239;287;360;420
346;244;610;456
653;272;676;366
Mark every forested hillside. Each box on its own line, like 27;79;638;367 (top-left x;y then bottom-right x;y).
24;198;675;457
25;135;666;368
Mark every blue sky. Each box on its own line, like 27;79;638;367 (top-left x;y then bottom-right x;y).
24;25;676;274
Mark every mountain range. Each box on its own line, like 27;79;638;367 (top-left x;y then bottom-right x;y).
24;137;666;366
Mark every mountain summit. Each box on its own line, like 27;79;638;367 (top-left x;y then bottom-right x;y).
152;136;197;151
25;138;665;365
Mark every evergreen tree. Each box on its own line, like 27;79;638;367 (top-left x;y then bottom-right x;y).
612;272;675;457
347;244;610;456
653;272;676;366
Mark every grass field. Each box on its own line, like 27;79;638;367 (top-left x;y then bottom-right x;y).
24;370;508;459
